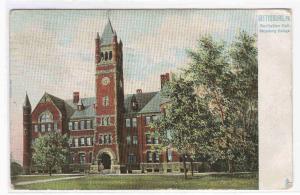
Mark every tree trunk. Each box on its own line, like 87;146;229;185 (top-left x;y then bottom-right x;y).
183;154;187;179
49;168;52;176
190;158;194;177
227;159;233;173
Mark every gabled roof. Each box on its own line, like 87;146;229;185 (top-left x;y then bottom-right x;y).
101;19;115;45
36;92;66;114
139;92;162;114
64;97;96;119
124;92;158;114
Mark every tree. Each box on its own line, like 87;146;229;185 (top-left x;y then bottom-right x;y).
151;76;214;179
154;32;258;174
185;32;258;172
32;132;69;176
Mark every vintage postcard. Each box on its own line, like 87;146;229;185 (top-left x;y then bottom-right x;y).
9;9;292;190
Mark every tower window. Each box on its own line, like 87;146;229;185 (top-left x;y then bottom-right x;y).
108;134;112;144
102;116;110;126
109;51;112;60
102;96;109;106
104;135;108;144
105;52;108;61
100;52;104;61
99;135;103;144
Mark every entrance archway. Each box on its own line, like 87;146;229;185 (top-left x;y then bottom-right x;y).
98;152;111;169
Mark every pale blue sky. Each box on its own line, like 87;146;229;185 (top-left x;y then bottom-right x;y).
10;9;256;163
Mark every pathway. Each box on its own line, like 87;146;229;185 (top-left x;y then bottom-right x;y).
14;175;85;186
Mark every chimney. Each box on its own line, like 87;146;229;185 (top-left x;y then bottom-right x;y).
136;89;142;94
73;92;79;104
160;73;170;88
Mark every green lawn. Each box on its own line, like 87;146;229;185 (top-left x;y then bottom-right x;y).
13;172;258;190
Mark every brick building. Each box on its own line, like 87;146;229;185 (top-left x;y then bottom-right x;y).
23;19;197;174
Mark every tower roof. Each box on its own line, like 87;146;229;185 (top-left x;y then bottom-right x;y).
101;19;115;45
23;93;31;107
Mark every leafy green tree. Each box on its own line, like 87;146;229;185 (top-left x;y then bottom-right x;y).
154;32;258;174
185;32;258;172
152;75;215;178
32;132;69;176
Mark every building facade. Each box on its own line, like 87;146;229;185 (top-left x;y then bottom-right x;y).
23;19;200;174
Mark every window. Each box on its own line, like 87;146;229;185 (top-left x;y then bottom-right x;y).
87;137;91;146
133;135;138;145
128;154;136;164
146;133;151;144
31;138;35;145
54;122;58;131
86;120;91;129
99;135;103;144
39;112;53;123
89;152;93;163
147;151;152;162
68;122;73;130
153;132;159;144
104;135;108;144
47;124;52;131
105;52;108;61
145;116;151;125
74;122;79;130
152;115;159;121
132;118;137;127
74;138;79;147
108;134;112;144
41;124;45;132
102;96;109;106
80;137;85;146
79;153;85;165
109;51;112;60
125;118;131;127
126;130;131;144
100;52;104;61
80;121;85;130
34;125;38;132
102;116;110;126
167;149;173;162
69;138;73;147
154;152;160;162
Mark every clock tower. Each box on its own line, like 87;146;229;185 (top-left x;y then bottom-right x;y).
94;19;124;173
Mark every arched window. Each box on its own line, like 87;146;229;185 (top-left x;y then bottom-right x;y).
105;52;108;61
109;51;112;60
39;111;53;123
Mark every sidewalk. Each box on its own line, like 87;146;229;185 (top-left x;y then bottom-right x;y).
14;175;85;186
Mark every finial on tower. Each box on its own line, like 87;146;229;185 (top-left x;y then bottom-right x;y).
24;92;31;107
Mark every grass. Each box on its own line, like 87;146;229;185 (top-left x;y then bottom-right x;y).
13;172;258;190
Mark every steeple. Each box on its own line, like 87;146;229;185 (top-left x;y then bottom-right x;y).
23;92;31;108
101;18;115;45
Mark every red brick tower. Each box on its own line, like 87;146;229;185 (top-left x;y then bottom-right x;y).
23;93;32;174
94;19;124;173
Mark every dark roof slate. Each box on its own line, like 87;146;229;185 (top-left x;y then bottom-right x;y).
101;19;115;45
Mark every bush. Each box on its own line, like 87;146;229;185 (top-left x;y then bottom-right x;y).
198;162;211;172
11;161;23;180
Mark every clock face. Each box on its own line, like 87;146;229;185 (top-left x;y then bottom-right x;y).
101;77;110;86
